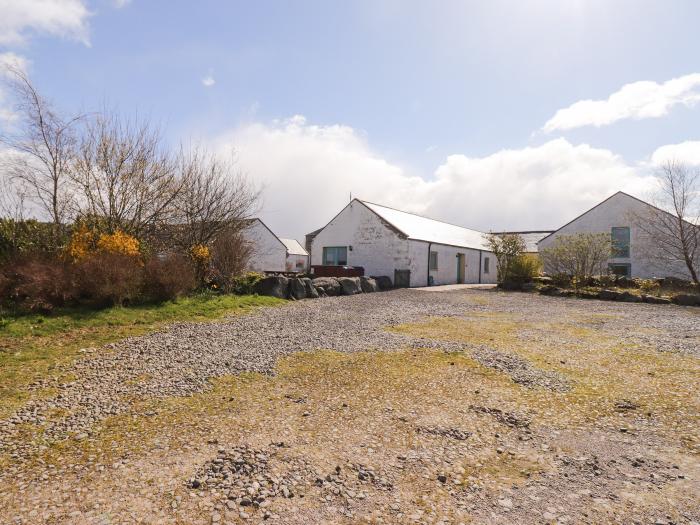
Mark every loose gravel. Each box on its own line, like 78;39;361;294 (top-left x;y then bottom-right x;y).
1;288;698;524
1;289;698;462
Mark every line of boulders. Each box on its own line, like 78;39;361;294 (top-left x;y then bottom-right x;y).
536;284;700;306
254;275;393;300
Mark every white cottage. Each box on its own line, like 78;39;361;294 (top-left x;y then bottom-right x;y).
538;191;693;279
244;219;308;274
308;199;497;287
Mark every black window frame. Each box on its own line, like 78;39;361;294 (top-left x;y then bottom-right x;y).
611;226;630;258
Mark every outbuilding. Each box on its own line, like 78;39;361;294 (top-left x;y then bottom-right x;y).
308;199;497;287
538;191;693;279
244;219;308;274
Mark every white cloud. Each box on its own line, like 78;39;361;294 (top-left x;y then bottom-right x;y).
201;75;215;87
543;73;700;132
0;0;91;46
215;116;654;240
0;52;31;126
113;0;132;7
651;140;700;166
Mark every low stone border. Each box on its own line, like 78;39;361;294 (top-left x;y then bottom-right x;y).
254;275;393;300
534;284;700;307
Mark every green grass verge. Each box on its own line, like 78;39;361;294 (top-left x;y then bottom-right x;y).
0;293;283;419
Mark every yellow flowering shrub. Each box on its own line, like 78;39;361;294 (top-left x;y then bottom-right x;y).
66;225;96;261
96;230;140;257
189;244;211;264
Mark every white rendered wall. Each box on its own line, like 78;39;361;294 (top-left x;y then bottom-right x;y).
538;192;691;279
243;220;287;273
310;201;411;280
286;254;309;272
409;240;497;286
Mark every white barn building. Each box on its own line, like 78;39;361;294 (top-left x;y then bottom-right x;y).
538;191;693;279
308;199;497;287
244;219;308;274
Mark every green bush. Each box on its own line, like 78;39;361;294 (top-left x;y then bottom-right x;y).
229;272;264;295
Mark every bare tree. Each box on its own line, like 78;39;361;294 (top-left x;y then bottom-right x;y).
72;111;182;236
632;161;699;285
171;146;259;250
0;65;81;232
540;233;611;286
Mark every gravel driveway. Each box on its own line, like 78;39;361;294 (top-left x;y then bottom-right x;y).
1;288;698;525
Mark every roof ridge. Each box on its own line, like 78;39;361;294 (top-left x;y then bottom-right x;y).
358;199;486;234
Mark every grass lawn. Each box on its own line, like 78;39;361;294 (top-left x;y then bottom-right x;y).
0;293;283;419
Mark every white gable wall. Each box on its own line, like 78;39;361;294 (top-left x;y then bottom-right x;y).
244;220;287;273
286;253;309;272
538;192;691;279
310;200;411;279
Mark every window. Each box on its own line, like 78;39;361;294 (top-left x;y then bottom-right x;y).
484;256;490;274
609;263;631;277
429;251;438;270
611;227;630;258
322;246;348;266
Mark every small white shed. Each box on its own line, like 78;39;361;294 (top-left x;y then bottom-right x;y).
280;238;309;272
244;219;308;274
308;199;497;287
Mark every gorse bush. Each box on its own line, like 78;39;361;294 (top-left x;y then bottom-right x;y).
0;256;76;313
74;252;144;306
143;254;197;302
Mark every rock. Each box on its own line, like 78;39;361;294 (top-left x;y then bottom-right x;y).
520;282;537;292
598;289;621;301
255;276;289;299
311;277;341;296
671;293;700;306
437;474;447;483
372;275;393;290
619;291;642;303
288;278;307;300
576;291;599;300
303;278;319;299
642;295;671;304
337;277;362;295
498;498;513;509
359;276;379;293
539;285;561;296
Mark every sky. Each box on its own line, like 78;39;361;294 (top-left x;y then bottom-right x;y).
1;0;700;241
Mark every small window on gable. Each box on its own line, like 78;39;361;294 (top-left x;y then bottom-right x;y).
611;227;630;258
323;246;348;266
429;251;438;270
484;256;490;274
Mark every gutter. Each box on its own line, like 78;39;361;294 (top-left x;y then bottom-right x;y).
426;242;432;286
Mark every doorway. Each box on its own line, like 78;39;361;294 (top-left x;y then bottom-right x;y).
457;253;466;284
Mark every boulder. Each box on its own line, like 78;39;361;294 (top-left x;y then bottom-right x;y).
619;292;642;303
498;281;522;291
303;278;319;299
671;293;700;307
359;276;379;293
576;291;599;300
254;276;289;299
642;295;671;305
520;282;537;293
289;278;307;300
598;289;621;301
373;276;393;290
539;285;562;296
311;277;341;296
338;277;362;295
